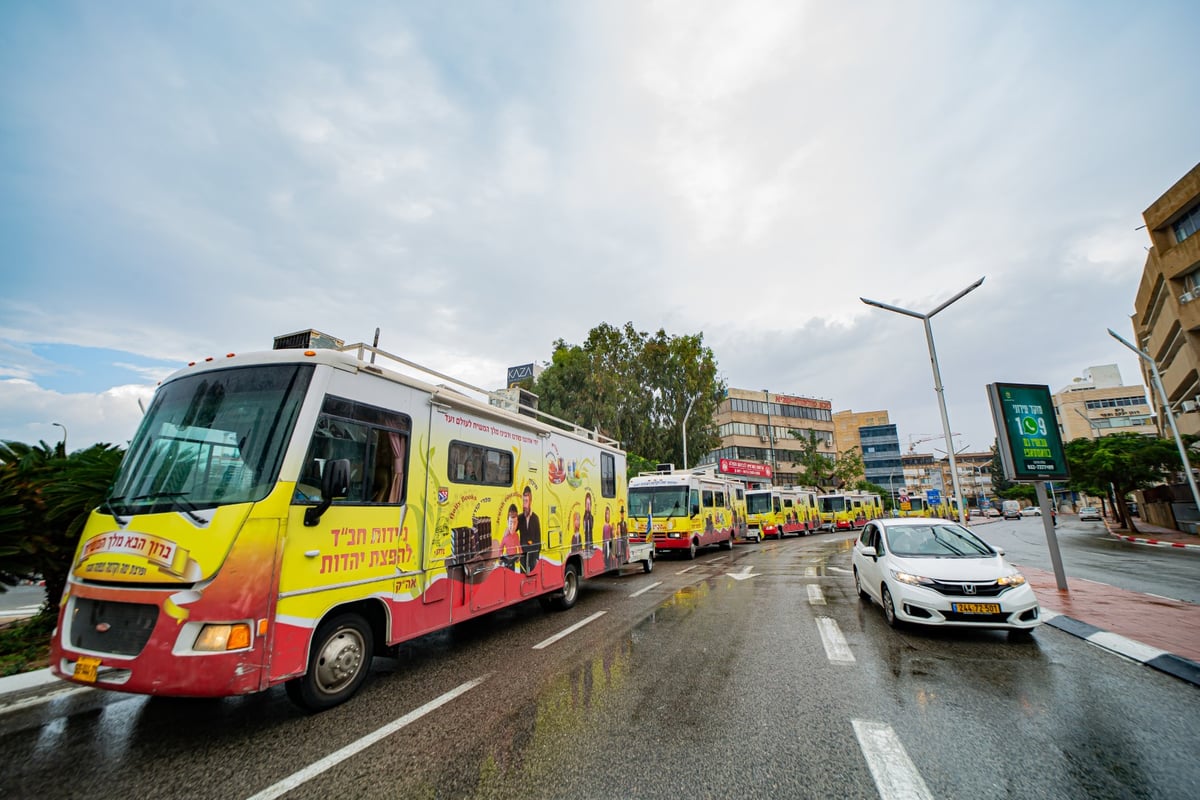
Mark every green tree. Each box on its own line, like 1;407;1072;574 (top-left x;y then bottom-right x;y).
535;322;724;467
789;429;835;486
854;479;893;511
0;441;124;615
1063;433;1184;533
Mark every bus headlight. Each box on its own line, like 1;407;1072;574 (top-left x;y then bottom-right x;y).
194;623;252;651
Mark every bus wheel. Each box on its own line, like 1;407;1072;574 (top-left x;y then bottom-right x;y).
722;535;734;551
548;562;580;610
286;612;373;712
687;540;697;560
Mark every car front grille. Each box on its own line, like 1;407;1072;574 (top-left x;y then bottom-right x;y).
69;597;158;656
925;579;1009;597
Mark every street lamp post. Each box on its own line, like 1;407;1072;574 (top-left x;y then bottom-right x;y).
1107;328;1200;515
681;394;698;470
763;390;776;476
51;422;67;455
862;277;984;526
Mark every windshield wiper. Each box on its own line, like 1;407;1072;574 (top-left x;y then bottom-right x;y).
130;491;207;524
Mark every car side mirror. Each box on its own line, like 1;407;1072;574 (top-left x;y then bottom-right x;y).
859;545;877;558
305;458;352;526
994;546;1005;556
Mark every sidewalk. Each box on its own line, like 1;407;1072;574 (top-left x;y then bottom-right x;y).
1016;515;1200;687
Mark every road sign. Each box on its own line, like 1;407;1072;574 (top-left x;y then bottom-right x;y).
925;489;941;505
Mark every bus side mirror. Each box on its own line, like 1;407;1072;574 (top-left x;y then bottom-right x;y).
305;458;352;526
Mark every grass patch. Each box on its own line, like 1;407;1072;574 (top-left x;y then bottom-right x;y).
0;612;54;677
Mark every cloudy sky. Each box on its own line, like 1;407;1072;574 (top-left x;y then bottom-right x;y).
1;1;1197;458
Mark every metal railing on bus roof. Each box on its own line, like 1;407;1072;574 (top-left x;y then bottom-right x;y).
338;342;622;449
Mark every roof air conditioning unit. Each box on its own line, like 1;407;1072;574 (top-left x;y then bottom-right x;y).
1181;291;1195;304
759;436;769;442
1183;400;1198;413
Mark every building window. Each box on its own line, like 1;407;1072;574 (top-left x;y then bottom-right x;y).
1174;204;1200;244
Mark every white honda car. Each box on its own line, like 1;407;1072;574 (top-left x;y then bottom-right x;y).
852;518;1041;633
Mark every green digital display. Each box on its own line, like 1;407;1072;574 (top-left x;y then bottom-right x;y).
987;382;1070;482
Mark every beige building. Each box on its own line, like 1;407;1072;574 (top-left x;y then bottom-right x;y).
1132;162;1200;438
832;410;890;457
1052;364;1155;442
702;387;835;486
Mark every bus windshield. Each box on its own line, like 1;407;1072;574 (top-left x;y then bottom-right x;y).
629;486;690;518
107;365;313;515
746;492;774;514
819;496;847;513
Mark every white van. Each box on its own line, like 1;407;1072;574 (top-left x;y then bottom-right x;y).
1002;499;1021;520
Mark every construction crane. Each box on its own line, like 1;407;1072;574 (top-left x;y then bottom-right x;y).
907;432;961;454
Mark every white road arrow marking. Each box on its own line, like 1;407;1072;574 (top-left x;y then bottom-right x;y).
726;565;756;581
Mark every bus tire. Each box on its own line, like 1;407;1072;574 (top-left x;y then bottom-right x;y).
722;535;734;551
286;612;374;712
687;539;697;560
548;562;580;610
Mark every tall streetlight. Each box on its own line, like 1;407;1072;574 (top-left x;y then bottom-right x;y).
681;394;698;470
862;277;985;525
763;390;776;477
51;422;67;455
1107;328;1200;514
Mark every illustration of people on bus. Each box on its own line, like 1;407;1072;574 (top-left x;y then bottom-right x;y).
518;485;541;573
602;505;615;570
496;503;522;569
582;492;595;551
571;510;583;552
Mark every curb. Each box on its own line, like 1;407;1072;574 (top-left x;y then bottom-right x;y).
1106;531;1200;551
1042;611;1200;687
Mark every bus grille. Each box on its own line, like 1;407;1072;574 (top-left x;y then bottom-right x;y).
69;598;158;656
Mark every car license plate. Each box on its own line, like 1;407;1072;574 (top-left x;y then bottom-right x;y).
952;602;1001;614
73;656;101;683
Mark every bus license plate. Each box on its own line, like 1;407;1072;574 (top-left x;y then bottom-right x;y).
73;656;101;683
953;602;1000;614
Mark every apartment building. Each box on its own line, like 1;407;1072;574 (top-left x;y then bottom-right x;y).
1052;364;1155;442
1132;162;1200;438
702;387;835;486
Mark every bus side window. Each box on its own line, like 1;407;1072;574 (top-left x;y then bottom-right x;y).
371;428;407;504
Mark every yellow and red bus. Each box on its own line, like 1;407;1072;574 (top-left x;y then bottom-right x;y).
50;339;641;711
627;469;736;558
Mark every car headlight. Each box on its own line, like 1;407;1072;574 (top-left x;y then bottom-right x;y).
996;573;1026;586
891;570;934;586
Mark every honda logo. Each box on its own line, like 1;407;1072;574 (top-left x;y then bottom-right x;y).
963;584;977;595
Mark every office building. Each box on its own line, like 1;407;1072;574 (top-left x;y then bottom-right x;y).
702;388;835;486
1052;364;1155;442
1132;162;1200;438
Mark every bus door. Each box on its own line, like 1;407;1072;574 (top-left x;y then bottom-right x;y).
281;394;420;666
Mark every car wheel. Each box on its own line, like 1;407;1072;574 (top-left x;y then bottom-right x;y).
881;585;900;628
853;567;868;600
642;553;654;574
286;612;374;712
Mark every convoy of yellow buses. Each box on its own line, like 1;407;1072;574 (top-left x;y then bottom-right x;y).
48;334;947;712
50;341;653;710
817;491;882;531
744;486;819;541
627;467;737;558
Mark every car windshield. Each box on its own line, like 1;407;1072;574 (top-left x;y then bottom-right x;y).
884;523;995;558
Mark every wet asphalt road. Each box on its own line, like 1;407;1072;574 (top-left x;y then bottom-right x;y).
972;516;1200;604
2;532;1198;799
